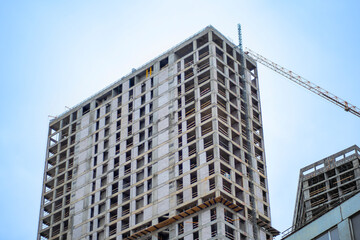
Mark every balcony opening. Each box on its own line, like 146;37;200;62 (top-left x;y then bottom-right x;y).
186;129;196;144
211;223;217;237
200;95;211;110
158;231;169;240
227;56;234;70
216;60;224;73
216;47;224;61
177;192;183;205
223;178;232;194
202;136;212;150
175;42;193;59
82;104;90;116
186;117;195;130
185;91;195;105
176;178;183;191
209;164;215;177
232;131;240;146
201;122;212;136
184;55;194;69
178;222;184;235
138;143;145;155
212;32;223;48
220;150;230;165
218;122;228;137
218;84;226;99
136;197;144;209
197;58;210;73
185;104;195;118
190;172;198;185
123;177;131;189
121;218;129;231
221;164;231;179
159;57;168;70
136;170;144;182
192;186;198;198
184;68;194;81
225;225;235;240
197;33;208;48
198;70;210;85
178;162;183;175
219;136;229;150
236;187;244;201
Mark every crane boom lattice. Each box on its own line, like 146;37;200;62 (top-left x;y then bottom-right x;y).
244;48;360;118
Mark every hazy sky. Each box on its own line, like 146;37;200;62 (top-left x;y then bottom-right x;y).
1;1;359;239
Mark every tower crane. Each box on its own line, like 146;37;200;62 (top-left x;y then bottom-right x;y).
238;24;360;118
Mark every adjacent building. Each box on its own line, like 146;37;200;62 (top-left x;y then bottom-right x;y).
291;145;360;232
282;191;360;240
37;25;278;240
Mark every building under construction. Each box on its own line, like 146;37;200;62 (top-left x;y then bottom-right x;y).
37;26;279;240
292;145;360;231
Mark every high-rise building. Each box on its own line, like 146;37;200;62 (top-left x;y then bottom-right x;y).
292;145;360;231
37;26;278;240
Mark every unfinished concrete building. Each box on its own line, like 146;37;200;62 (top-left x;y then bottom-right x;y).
292;145;360;231
37;26;279;240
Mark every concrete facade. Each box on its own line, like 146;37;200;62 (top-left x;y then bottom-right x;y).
292;145;360;231
282;192;360;240
37;26;278;240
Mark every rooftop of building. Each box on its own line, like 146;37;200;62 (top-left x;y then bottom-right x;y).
299;144;360;180
49;25;251;125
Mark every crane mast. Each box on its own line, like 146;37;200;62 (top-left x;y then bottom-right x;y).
244;47;360;118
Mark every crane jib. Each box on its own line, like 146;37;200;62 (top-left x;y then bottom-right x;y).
244;48;360;118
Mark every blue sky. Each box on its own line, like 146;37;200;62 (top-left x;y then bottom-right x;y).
0;1;359;239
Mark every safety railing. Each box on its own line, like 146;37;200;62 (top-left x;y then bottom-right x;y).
201;100;211;109
198;61;210;72
200;87;210;97
121;223;129;231
218;89;226;99
188;148;196;157
185;108;195;117
201;113;212;122
225;231;235;240
219;126;228;136
184;60;194;69
185;84;194;93
220;155;230;164
201;126;212;136
199;51;210;61
204;140;213;149
185;71;194;80
109;228;117;236
207;154;214;162
223;184;232;194
198;75;210;85
217;101;227;111
190;177;198;184
177;198;184;205
122;209;130;216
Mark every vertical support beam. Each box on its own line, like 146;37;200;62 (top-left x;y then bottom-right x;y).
238;23;259;240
